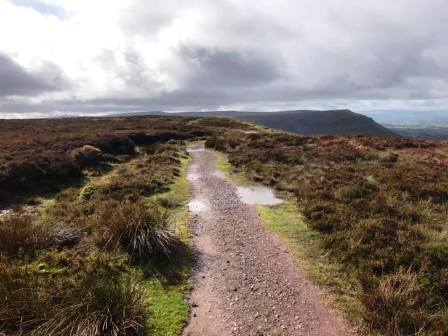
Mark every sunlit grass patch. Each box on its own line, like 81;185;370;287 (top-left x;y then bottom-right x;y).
214;150;254;186
215;150;232;176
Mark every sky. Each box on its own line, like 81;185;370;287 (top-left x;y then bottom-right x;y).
0;0;447;119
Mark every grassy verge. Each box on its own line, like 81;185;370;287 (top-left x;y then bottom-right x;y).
213;150;254;186
144;156;193;336
214;150;234;179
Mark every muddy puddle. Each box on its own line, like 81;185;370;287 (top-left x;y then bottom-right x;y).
187;172;201;181
187;145;205;153
212;170;226;178
0;204;40;219
237;186;283;206
188;199;208;213
0;209;13;218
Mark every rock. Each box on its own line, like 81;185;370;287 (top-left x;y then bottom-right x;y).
70;145;103;166
52;228;81;249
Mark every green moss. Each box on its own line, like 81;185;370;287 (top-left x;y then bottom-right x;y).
256;201;365;332
144;278;190;336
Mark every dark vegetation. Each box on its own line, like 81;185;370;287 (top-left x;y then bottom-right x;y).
124;109;399;137
208;132;448;335
0;116;253;335
212;110;398;137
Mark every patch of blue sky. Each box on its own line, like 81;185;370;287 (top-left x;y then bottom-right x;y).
9;0;67;19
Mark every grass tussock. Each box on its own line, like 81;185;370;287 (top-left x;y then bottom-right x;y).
94;200;180;262
0;254;147;336
0;216;52;259
33;273;146;336
0;259;43;332
362;267;427;334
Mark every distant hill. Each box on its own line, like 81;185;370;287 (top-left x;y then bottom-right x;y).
363;110;448;125
122;109;399;137
362;110;448;140
387;125;448;140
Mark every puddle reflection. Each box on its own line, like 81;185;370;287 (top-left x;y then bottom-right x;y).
237;186;283;206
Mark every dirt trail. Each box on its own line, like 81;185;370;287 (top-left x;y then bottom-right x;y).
182;144;351;336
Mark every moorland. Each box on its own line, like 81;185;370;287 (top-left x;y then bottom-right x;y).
1;115;447;336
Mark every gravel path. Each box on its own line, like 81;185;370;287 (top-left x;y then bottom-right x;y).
182;144;351;336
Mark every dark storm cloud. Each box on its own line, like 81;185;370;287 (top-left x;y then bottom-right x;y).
0;53;66;97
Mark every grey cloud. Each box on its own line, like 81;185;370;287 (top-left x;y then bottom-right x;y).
95;49;160;90
180;47;281;88
0;54;67;97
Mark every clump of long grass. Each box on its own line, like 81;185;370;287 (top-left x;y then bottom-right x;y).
0;255;147;336
33;273;146;336
94;200;179;262
362;267;425;335
0;215;52;259
0;258;44;333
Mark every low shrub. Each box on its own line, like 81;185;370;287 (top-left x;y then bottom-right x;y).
205;136;227;150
